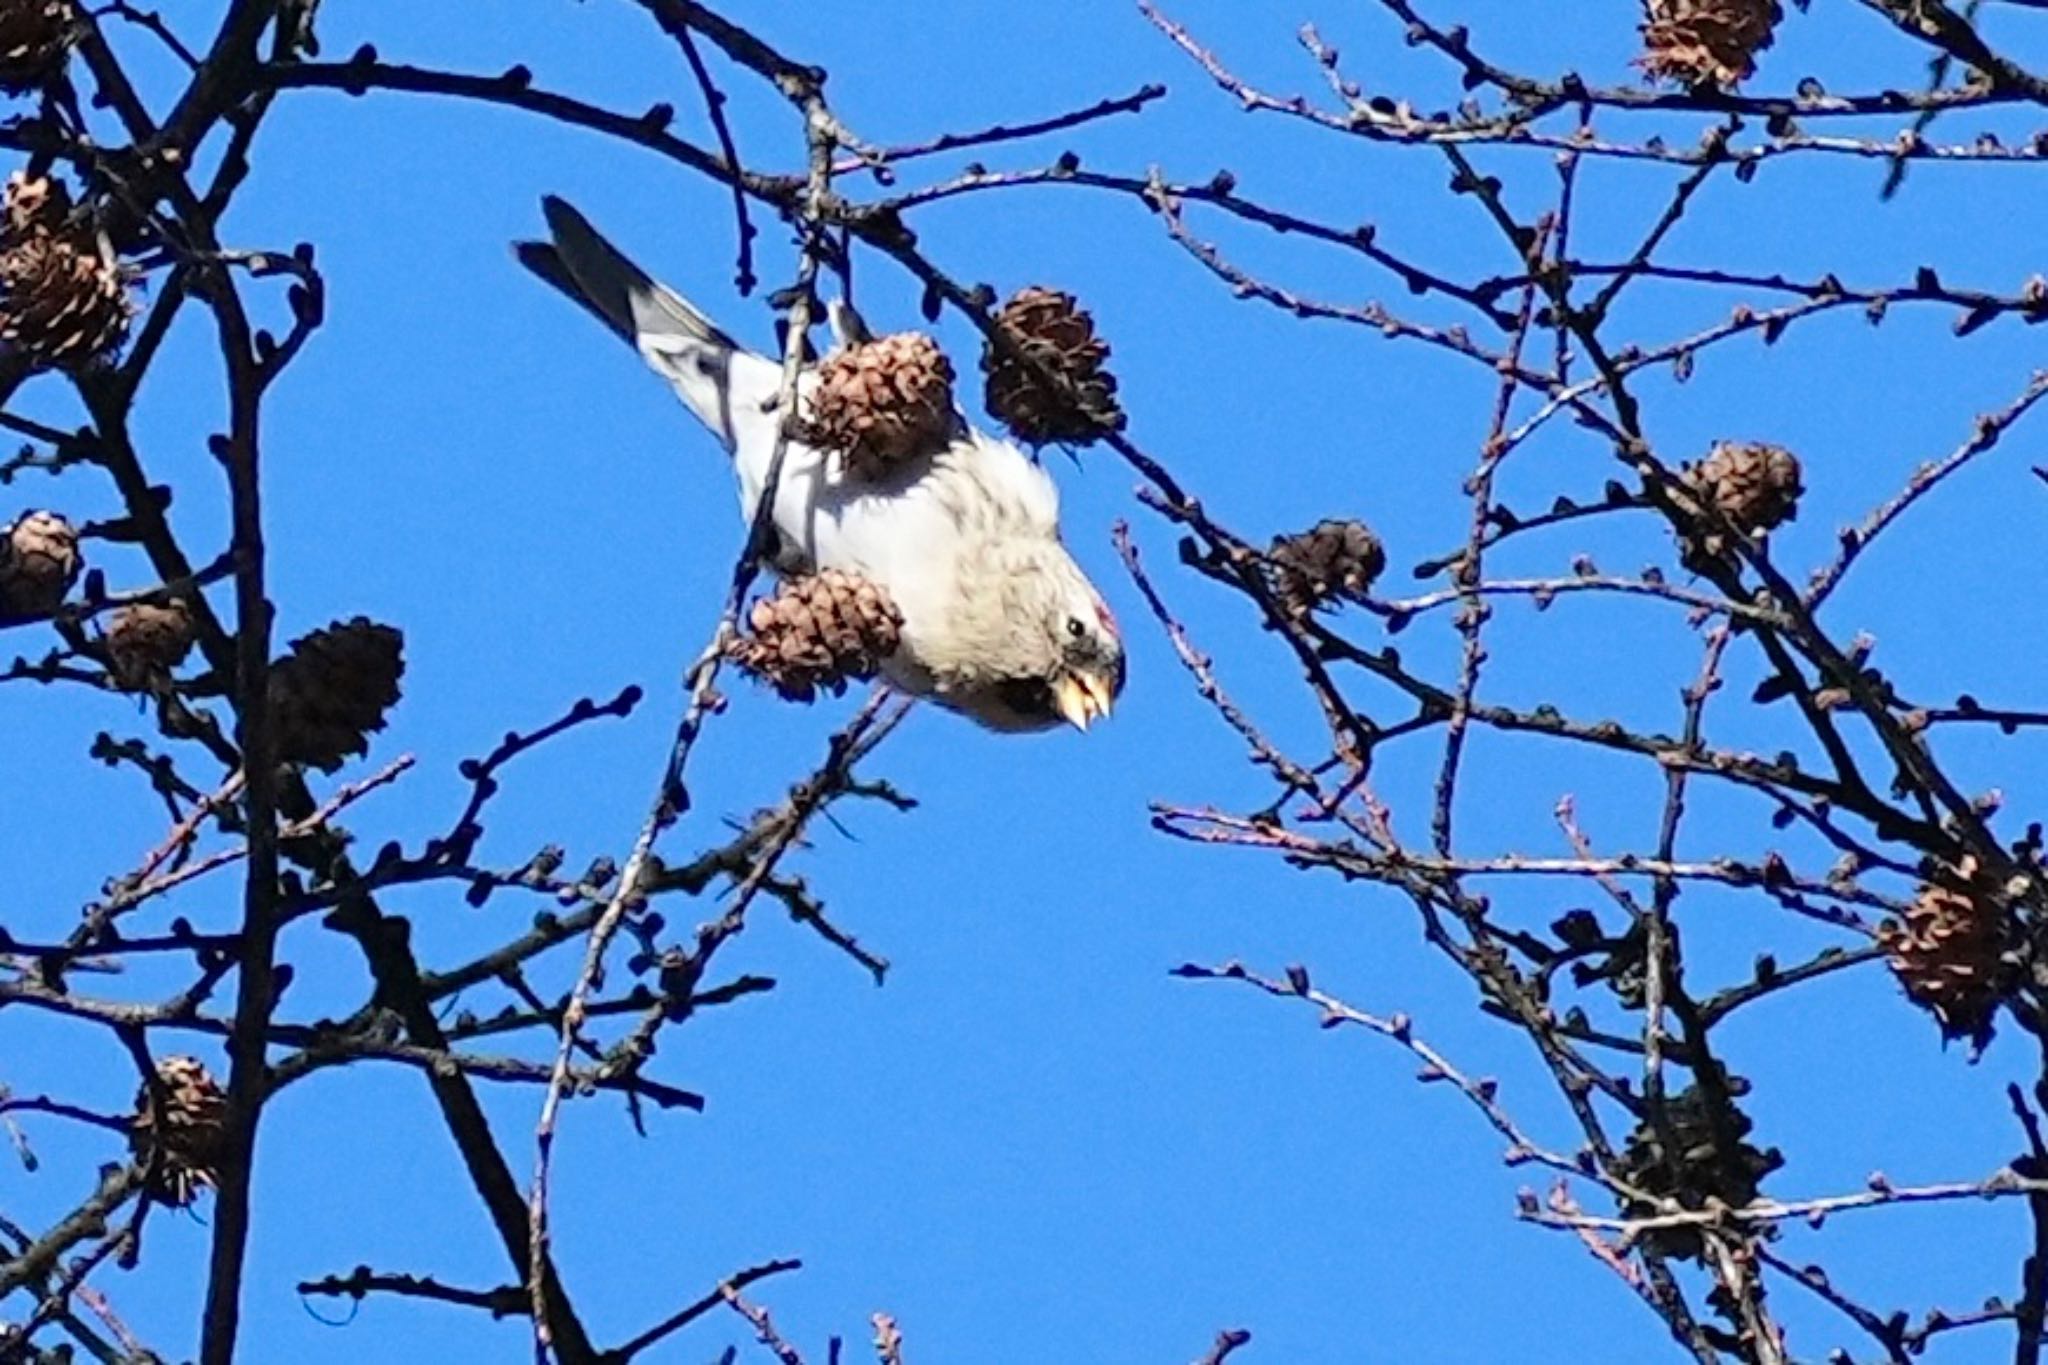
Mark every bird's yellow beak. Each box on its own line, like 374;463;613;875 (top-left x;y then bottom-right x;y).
1053;668;1117;732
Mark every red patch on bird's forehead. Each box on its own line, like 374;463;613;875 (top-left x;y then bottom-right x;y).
1096;599;1120;638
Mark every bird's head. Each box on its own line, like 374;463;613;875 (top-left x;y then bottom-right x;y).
934;539;1126;733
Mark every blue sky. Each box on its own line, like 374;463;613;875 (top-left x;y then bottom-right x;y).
5;2;2048;1361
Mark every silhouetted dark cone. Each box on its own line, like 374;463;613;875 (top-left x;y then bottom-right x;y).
129;1055;226;1206
0;508;77;614
0;172;131;371
981;286;1124;446
805;332;956;481
0;0;73;93
730;569;902;701
2;168;61;235
1616;1085;1782;1260
268;617;404;771
1677;441;1801;567
1267;519;1385;612
1880;862;2011;1044
106;600;194;689
1640;0;1781;88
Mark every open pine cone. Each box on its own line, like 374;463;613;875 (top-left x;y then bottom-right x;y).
268;617;405;771
1675;441;1801;568
105;600;195;690
981;286;1124;446
0;0;73;94
1266;519;1386;613
729;569;903;701
0;508;78;614
1639;0;1781;89
0;172;131;372
804;332;957;481
130;1055;227;1206
1615;1084;1783;1260
1879;864;2013;1045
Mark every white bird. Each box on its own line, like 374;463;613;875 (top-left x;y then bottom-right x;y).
517;197;1124;733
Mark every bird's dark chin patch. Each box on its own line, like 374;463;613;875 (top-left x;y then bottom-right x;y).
992;676;1055;725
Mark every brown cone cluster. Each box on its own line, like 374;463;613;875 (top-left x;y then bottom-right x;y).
268;616;405;771
730;569;903;701
0;172;130;371
1267;519;1386;612
1615;1085;1783;1260
129;1055;227;1206
1879;864;2012;1044
804;332;957;481
0;0;73;94
981;286;1124;446
0;507;77;614
105;599;194;689
1677;440;1802;567
1639;0;1781;88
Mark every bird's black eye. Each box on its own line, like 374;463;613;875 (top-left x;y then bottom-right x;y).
1065;616;1086;640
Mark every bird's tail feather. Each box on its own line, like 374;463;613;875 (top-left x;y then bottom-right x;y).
518;196;762;449
526;196;732;348
515;237;631;344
